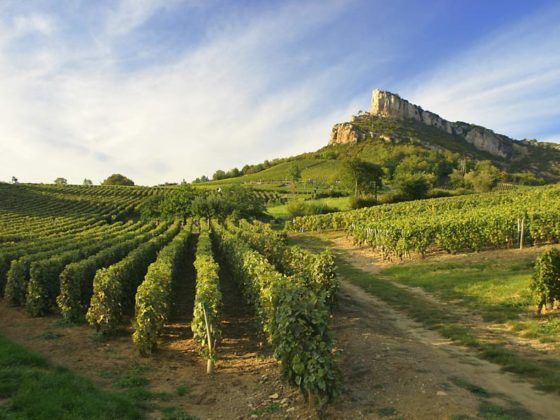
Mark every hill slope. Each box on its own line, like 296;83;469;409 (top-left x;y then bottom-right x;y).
198;89;560;190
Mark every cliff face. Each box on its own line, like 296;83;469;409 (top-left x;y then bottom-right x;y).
369;89;514;158
329;89;516;159
329;122;365;145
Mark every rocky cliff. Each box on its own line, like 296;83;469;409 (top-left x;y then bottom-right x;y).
329;89;516;159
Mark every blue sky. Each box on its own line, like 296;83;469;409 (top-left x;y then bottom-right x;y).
0;0;559;185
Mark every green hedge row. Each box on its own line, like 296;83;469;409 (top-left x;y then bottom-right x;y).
86;222;181;334
213;222;339;403
26;222;161;317
3;221;139;306
133;222;192;355
191;227;222;360
230;220;338;307
57;222;169;321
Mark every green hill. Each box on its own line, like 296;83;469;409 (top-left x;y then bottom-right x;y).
196;91;560;194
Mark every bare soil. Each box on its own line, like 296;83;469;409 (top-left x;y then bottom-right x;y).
319;232;560;419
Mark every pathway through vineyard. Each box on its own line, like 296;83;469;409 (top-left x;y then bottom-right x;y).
293;232;560;419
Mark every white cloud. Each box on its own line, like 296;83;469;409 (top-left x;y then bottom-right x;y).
13;14;56;36
403;4;560;142
0;0;367;185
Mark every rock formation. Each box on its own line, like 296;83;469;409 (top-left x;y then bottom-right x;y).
329;89;516;159
329;123;366;145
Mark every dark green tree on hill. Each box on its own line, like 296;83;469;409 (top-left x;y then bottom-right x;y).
343;159;384;199
102;174;134;186
54;177;67;185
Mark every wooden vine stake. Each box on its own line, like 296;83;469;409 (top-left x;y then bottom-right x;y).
202;302;214;374
519;216;525;250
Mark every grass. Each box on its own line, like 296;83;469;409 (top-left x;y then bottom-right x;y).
381;256;535;323
267;196;350;219
0;333;145;419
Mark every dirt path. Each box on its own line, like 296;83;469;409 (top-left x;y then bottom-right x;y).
313;233;560;419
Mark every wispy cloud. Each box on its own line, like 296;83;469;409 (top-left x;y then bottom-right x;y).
404;4;560;141
0;0;371;185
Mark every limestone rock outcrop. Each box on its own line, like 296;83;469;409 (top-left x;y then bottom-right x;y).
329;123;365;145
368;89;514;158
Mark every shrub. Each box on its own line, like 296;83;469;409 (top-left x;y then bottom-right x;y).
531;249;560;314
287;200;306;218
349;195;378;209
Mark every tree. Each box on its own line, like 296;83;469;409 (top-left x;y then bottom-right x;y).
11;176;18;184
83;179;93;186
394;173;432;200
344;159;384;200
464;161;500;192
212;170;226;181
159;184;197;222
102;174;134;186
54;177;68;185
290;163;302;188
226;168;241;178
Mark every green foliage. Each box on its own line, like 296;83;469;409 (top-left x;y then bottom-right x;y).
57;222;167;322
159;184;197;221
286;199;336;218
54;177;67;185
349;194;378;209
133;225;191;355
102;173;135;186
87;223;180;335
230;220;339;308
464;161;501;192
288;184;560;259
530;249;560;313
290;163;302;184
213;223;339;402
212;170;227;181
343;158;383;198
4;257;31;306
191;228;222;358
393;172;433;200
146;185;266;222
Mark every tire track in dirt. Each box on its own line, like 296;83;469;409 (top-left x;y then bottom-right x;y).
315;233;560;419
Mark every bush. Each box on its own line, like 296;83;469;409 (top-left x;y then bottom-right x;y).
393;173;432;200
287;200;306;218
531;249;560;314
287;200;336;218
349;195;378;209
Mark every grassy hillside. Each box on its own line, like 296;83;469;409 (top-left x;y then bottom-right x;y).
196;114;560;192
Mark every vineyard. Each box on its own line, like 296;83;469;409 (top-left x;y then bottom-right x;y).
2;181;560;418
0;182;339;407
288;184;560;259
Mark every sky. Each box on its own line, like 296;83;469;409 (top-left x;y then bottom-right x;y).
0;0;559;185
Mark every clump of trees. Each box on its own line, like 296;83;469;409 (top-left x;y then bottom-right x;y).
102;174;134;186
141;184;266;224
54;177;67;185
